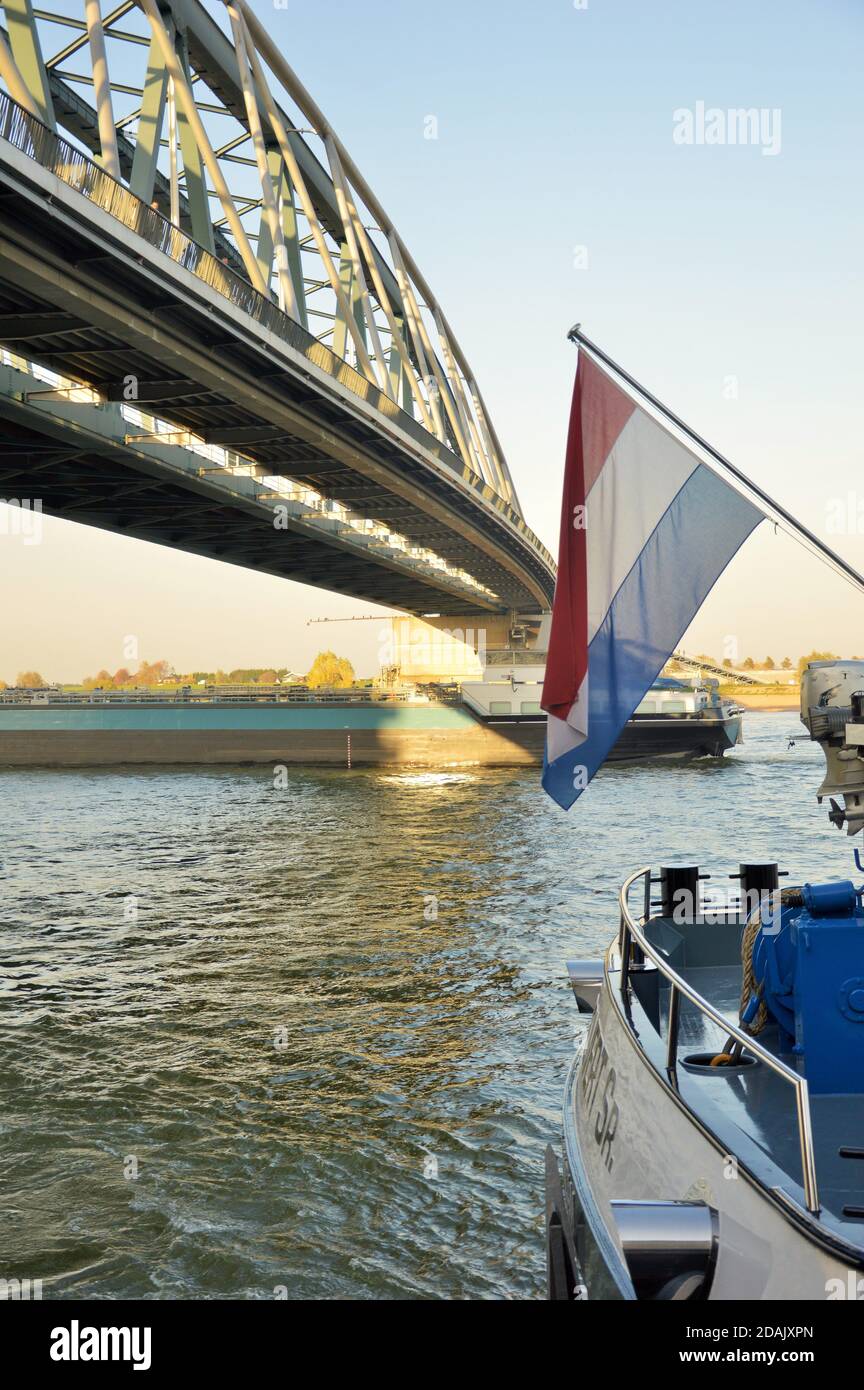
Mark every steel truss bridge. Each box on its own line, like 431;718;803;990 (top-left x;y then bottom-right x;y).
0;0;555;617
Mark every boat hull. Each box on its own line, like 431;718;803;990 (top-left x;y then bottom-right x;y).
0;702;741;768
548;966;864;1300
0;701;540;768
609;713;740;761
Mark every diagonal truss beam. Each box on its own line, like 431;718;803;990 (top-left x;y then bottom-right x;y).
4;0;54;124
137;0;262;282
226;0;297;319
83;0;119;177
0;0;524;518
234;0;520;509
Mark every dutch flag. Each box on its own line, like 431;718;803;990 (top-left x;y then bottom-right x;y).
541;346;763;810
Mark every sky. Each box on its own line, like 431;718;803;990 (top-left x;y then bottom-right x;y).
2;0;863;680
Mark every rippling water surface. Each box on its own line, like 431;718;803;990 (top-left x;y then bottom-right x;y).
0;712;852;1299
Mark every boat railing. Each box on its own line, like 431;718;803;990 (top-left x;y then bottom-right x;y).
484;649;547;666
618;866;820;1215
0;687;415;706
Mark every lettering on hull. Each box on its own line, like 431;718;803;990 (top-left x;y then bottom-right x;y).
580;1021;619;1172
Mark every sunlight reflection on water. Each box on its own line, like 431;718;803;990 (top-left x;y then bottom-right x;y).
0;712;845;1299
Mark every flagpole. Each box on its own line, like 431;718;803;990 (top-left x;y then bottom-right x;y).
567;323;864;599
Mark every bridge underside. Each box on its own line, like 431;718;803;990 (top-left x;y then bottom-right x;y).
0;406;498;615
0;148;552;615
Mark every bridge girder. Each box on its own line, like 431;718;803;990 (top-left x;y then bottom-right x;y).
0;0;556;614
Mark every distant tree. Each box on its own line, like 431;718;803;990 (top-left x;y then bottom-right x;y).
798;650;839;674
134;659;174;686
0;679;7;690
83;669;113;690
306;650;355;689
763;656;775;670
228;669;266;684
722;658;733;670
214;669;229;685
257;670;278;684
741;657;755;670
112;667;133;686
781;657;793;670
16;670;46;687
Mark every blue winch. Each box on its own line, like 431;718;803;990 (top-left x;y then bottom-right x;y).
745;878;864;1094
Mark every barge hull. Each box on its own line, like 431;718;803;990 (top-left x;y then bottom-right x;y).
0;713;544;768
609;714;740;761
0;704;740;768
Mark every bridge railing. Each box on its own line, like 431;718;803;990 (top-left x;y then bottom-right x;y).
0;86;553;574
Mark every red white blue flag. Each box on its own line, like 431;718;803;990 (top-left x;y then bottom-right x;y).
541;349;762;809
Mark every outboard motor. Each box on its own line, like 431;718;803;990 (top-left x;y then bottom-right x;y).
801;659;864;834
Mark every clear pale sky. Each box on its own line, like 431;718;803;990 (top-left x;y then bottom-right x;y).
2;0;863;680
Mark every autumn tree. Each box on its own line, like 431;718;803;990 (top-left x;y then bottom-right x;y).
133;659;174;686
83;669;113;690
306;650;355;689
781;657;793;670
17;670;46;687
798;650;839;674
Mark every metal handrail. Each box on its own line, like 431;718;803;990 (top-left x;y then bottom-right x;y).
618;867;820;1215
0;688;414;706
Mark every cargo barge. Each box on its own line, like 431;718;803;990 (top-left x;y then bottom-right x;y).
0;664;741;768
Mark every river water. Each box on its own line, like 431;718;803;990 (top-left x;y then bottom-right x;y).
0;712;853;1300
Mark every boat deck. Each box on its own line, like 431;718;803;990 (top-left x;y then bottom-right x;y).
631;914;864;1247
675;965;864;1229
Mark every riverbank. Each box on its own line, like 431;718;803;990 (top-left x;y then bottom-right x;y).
722;688;799;712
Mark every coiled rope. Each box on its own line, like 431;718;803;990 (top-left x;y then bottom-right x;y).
709;886;803;1066
738;886;803;1036
739;910;769;1037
